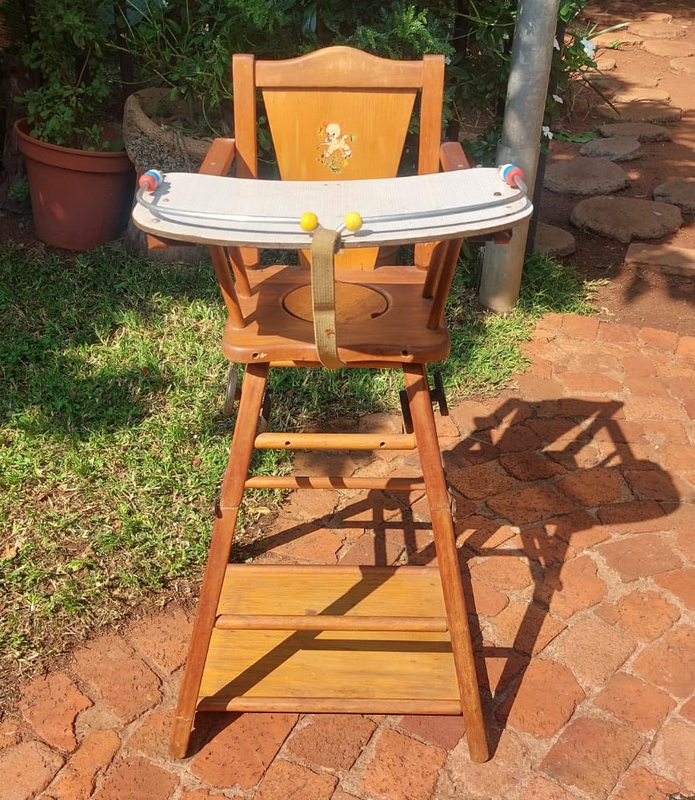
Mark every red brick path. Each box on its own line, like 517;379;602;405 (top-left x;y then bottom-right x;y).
2;314;694;800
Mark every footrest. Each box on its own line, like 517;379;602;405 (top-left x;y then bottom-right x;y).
197;564;462;713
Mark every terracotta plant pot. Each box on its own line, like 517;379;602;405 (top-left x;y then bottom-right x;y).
15;119;135;251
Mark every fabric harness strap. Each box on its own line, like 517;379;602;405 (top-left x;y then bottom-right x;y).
310;227;345;369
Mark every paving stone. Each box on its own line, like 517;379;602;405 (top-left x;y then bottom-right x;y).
612;87;671;104
285;714;376;771
0;740;64;800
126;606;192;675
599;534;682;582
633;624;695;698
478;645;528;696
651;720;695;790
638;326;680;351
498;451;565;482
50;730;120;800
655;568;695;610
595;671;675;732
570;196;682;244
283;489;339;522
630;20;687;38
397;715;465;749
681;695;695;723
508;776;578;800
540;716;644;798
256;760;337;800
598;121;672;142
653;177;695;212
546;509;610;549
533;223;576;256
621;352;657;376
92;756;178;800
612;767;683;800
443;726;530;799
512;373;565;401
557;616;635;685
676;335;695;363
545;157;629;195
457;518;516;553
537;555;607;618
464;577;510;618
486;485;577;525
190;713;297;789
448;400;497;435
600;589;681;641
556;370;624;394
592;31;644;48
495;659;584;738
0;718;22;752
72;634;162;724
124;708;173;759
178;790;220;800
643;39;695;57
597;101;682;123
623;467;681;501
338;532;404;566
671;55;695;73
493;423;543;453
360;729;446;800
332;792;361;800
597;499;666;533
471;555;533;592
270;527;344;563
19;672;92;752
557;466;630;507
508;527;575;567
580;136;642;161
489;601;567;656
447;462;518;500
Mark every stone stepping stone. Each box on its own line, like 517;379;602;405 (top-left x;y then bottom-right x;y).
625;242;695;277
595;55;617;71
629;21;687;39
597;101;682;123
611;87;671;104
580;136;641;161
533;223;576;257
643;39;695;58
653;178;695;212
570;196;682;243
671;56;695;74
545;157;629;195
598;122;671;142
591;31;644;49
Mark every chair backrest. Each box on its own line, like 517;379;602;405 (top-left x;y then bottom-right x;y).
232;47;445;270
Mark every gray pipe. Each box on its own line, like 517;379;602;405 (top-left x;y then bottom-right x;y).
479;0;561;312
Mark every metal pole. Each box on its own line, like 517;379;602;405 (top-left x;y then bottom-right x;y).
479;0;561;312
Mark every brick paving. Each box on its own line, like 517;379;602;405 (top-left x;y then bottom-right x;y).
1;313;694;800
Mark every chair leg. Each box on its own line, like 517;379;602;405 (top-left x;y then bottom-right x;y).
403;363;490;763
170;363;270;758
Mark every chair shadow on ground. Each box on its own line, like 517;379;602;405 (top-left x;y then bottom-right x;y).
190;395;680;758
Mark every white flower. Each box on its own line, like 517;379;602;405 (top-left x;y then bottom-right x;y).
552;94;564;104
581;38;597;57
542;126;554;140
554;38;561;50
445;56;451;65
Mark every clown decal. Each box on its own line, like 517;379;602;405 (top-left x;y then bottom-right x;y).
318;122;355;173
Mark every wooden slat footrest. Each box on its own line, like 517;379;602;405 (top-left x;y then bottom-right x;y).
254;432;416;450
244;475;425;490
199;564;461;712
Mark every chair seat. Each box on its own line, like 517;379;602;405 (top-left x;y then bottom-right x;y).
221;265;450;365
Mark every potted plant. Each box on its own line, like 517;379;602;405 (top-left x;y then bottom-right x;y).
11;0;135;251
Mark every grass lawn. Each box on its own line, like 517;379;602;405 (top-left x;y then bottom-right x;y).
0;241;596;707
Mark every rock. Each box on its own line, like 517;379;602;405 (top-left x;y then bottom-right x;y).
598;122;671;142
653;177;695;211
598;102;682;123
642;40;695;58
591;31;644;49
611;88;670;104
545;157;629;196
628;21;687;39
670;56;695;74
533;223;576;257
571;196;682;244
580;136;641;161
625;243;695;277
595;56;617;71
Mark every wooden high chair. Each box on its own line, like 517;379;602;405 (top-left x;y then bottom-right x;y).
134;47;532;765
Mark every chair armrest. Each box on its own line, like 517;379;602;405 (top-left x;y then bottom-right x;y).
146;138;237;250
439;141;472;172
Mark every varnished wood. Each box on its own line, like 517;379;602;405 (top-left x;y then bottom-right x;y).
198;697;462;715
215;615;448;632
253;432;416;451
243;476;424;490
283;283;388;324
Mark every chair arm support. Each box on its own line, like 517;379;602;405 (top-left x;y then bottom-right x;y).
439;141;472;172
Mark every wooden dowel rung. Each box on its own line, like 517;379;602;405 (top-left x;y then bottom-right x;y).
244;476;425;490
197;697;462;715
253;432;416;451
215;614;448;632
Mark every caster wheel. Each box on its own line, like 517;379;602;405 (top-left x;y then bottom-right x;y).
223;366;240;416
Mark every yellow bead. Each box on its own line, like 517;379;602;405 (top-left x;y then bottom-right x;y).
300;212;318;232
344;211;363;232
